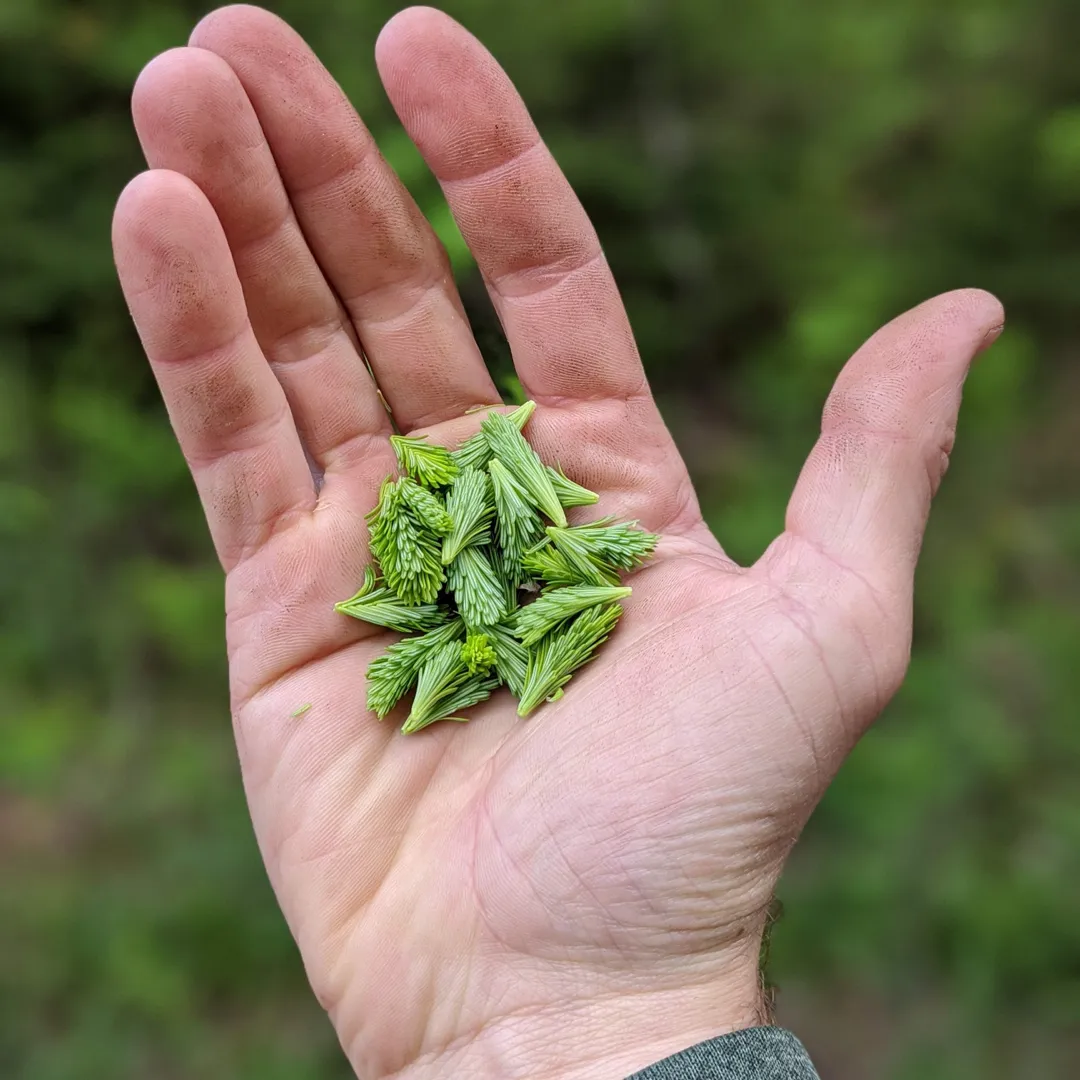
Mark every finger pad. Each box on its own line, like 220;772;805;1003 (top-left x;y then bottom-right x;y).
376;7;535;182
192;5;365;190
114;171;246;362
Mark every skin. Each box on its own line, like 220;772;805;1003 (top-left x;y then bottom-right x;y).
112;6;1005;1078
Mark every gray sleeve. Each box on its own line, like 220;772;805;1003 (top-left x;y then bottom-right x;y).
626;1027;819;1080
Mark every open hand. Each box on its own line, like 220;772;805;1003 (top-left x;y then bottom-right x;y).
112;7;1004;1078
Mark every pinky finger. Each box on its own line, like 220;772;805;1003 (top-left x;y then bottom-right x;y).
113;170;315;570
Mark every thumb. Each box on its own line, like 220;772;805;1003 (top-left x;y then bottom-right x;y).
768;288;1004;729
783;288;1003;590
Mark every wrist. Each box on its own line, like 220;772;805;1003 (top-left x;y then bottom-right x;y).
381;954;766;1080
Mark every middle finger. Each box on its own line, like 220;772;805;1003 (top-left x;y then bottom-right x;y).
190;6;501;432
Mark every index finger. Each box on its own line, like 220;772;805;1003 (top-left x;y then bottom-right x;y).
375;7;649;408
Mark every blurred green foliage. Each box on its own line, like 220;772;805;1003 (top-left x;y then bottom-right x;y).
1;1;1078;1078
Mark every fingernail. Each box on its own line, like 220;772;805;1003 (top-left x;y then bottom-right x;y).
981;324;1005;349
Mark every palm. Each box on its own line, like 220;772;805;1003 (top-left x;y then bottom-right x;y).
114;7;1003;1078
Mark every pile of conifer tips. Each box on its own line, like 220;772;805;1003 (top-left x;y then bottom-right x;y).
334;402;658;733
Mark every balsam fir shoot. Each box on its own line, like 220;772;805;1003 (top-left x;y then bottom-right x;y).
334;402;658;733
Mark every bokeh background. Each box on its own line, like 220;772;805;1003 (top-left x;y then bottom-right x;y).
2;0;1078;1077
